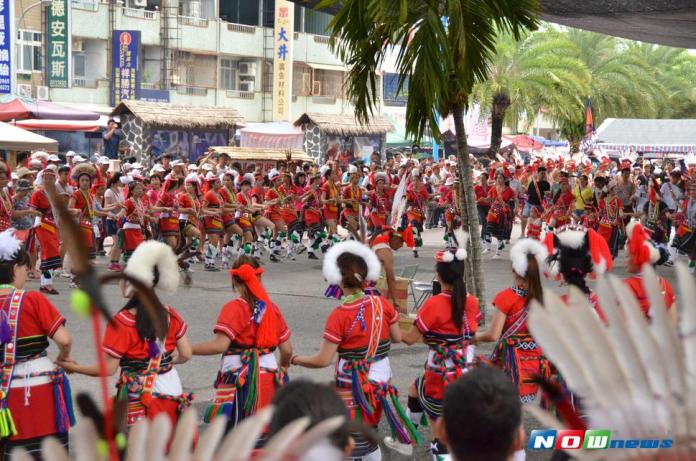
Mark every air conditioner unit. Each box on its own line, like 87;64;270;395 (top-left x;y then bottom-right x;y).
17;84;32;98
238;62;256;77
131;0;146;7
73;39;85;52
239;81;254;92
301;73;311;96
312;81;321;96
36;86;49;101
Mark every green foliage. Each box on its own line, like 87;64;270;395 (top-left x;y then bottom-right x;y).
317;0;540;143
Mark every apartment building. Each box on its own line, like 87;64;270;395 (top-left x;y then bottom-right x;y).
13;0;400;122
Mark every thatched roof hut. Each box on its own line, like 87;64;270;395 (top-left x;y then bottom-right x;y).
110;100;245;164
112;100;244;130
293;112;394;137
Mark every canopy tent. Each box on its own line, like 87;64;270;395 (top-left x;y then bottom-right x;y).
0;121;58;151
0;95;100;122
595;118;696;156
289;1;696;49
239;122;304;149
504;134;544;152
530;135;568;147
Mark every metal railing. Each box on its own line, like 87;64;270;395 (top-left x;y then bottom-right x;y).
72;0;99;11
176;85;208;96
179;15;209;27
121;7;158;20
227;23;256;34
140;82;160;90
227;90;254;100
313;35;330;44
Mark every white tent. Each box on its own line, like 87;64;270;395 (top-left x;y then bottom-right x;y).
0;121;58;151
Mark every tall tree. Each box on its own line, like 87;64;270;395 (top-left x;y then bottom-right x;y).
471;29;590;155
318;0;540;304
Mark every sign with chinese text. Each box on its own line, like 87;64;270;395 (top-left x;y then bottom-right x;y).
47;0;70;88
0;0;14;94
112;30;141;106
272;0;294;121
140;88;170;103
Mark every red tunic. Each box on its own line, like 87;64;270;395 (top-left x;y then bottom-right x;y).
406;186;429;223
71;189;95;253
303;189;323;226
491;288;547;402
103;307;188;426
213;298;291;410
157;191;180;235
415;292;480;405
202;190;224;234
323;295;398;347
264;187;285;223
30;190;61;270
121;198;146;253
369;189;392;229
552;191;575;227
341;185;362;218
623;275;675;320
0;192;13;231
4;291;67;442
176;193;200;228
321;181;340;221
219;186;237;228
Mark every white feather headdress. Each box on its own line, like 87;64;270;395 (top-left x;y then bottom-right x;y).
510;238;548;278
124;241;180;295
0;230;21;262
322;241;381;286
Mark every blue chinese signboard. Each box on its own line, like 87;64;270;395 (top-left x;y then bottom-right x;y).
47;0;70;88
0;0;14;94
140;88;170;103
112;30;141;106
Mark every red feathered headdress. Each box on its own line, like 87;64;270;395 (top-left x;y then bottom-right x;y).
626;222;659;268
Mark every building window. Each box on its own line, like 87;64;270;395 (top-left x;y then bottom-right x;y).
383;72;408;106
73;54;86;78
17;30;42;72
220;58;238;90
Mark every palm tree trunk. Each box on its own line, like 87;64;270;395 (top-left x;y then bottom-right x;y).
452;103;486;310
488;93;511;158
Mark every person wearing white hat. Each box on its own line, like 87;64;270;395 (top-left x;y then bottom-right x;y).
406;168;431;258
47;154;60;163
29;166;63;294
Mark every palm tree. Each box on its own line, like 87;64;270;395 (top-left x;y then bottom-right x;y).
566;29;665;125
317;0;540;303
471;29;590;155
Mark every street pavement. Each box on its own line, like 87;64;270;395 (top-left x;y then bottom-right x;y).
36;223;680;461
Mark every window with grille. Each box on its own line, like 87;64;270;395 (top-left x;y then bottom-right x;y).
17;30;42;72
220;58;238;90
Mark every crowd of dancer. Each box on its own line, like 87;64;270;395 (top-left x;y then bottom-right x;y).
0;147;689;461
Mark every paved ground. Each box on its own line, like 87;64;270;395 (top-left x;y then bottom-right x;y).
34;224;680;460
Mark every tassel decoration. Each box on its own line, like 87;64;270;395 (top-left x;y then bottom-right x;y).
0;407;17;438
350;366;374;417
324;285;343;299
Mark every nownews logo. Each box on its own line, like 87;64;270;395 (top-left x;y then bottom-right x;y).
529;430;673;450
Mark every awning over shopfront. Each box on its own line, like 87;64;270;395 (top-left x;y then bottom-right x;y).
11;118;106;132
0;121;58;151
0;95;100;122
595;118;696;155
307;63;348;72
239;122;304;149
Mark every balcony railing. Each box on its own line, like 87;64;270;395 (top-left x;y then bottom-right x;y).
313;35;330;44
227;23;256;34
179;15;209;27
176;85;208;96
121;7;158;20
227;90;254;100
140;82;160;90
72;0;99;11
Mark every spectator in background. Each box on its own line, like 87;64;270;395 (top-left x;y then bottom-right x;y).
440;366;525;461
103;118;121;159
